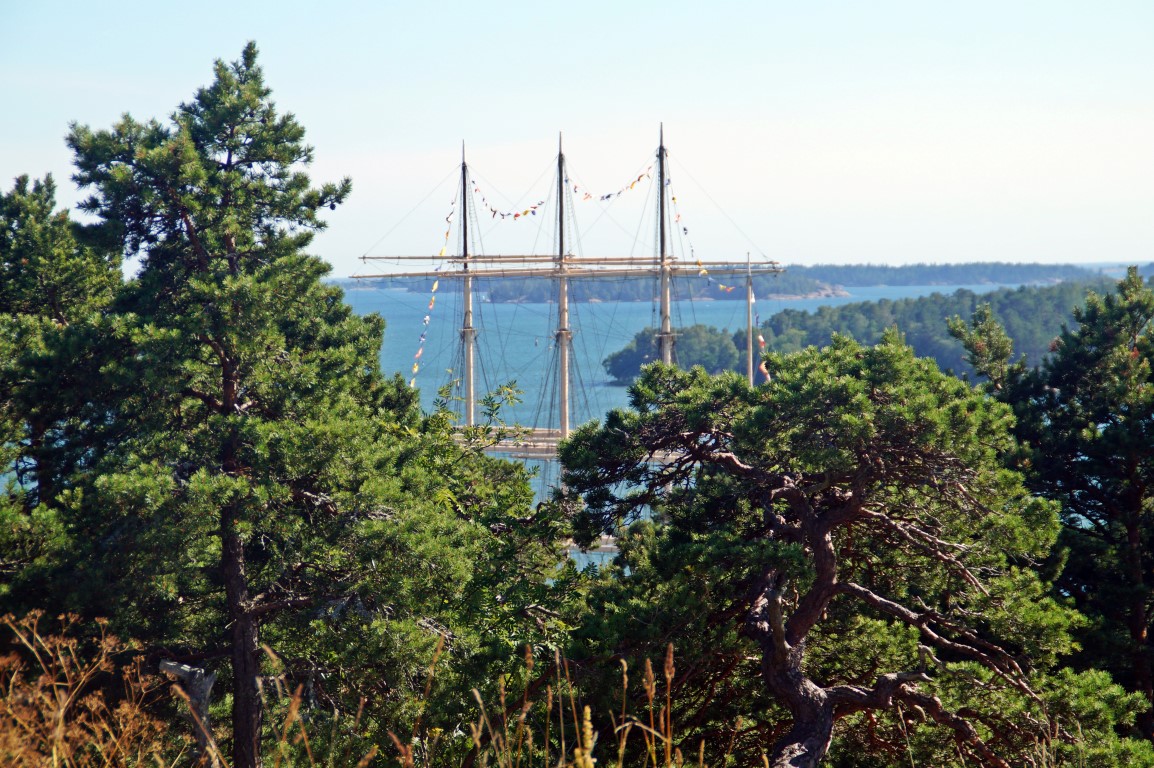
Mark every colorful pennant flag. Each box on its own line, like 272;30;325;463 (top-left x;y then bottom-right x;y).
410;199;453;388
471;181;546;221
570;165;653;205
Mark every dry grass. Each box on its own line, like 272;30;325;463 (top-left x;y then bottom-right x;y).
1;614;745;768
0;611;183;768
394;644;748;768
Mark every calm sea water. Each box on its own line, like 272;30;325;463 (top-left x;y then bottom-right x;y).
340;281;1012;430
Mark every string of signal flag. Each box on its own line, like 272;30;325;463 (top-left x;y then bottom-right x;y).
408;165;768;387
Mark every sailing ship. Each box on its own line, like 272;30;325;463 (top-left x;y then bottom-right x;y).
355;128;784;457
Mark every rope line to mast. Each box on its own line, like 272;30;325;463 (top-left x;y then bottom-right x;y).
355;166;458;265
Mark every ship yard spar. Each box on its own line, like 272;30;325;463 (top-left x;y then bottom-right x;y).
355;128;784;457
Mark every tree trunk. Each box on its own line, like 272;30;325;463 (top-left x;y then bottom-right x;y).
217;347;262;766
768;710;836;768
1124;505;1154;739
27;419;53;511
223;519;262;768
760;641;836;768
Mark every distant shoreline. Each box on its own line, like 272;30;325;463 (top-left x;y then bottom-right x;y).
335;262;1107;304
488;290;850;304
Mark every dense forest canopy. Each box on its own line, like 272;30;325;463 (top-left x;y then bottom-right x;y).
757;278;1117;373
602;278;1116;384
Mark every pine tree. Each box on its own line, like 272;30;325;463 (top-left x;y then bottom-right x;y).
1;43;571;767
954;268;1154;738
0;174;120;322
561;334;1149;767
0;174;120;589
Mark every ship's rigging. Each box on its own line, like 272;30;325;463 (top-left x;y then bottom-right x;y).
355;128;784;457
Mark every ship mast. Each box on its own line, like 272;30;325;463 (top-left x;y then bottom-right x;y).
657;124;674;365
556;135;572;437
460;144;476;426
746;251;755;386
356;129;784;455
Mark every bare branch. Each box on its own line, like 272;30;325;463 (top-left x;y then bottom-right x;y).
897;689;1012;768
247;596;314;618
182;387;223;412
859;509;988;595
836;581;1035;699
827;670;930;713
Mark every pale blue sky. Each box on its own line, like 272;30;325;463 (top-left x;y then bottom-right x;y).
2;1;1151;276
